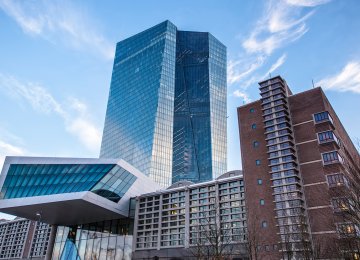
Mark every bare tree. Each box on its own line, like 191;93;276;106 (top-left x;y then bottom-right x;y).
245;210;259;260
189;198;246;260
188;199;246;259
279;230;294;260
331;139;360;258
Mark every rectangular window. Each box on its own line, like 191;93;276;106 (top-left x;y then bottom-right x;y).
318;131;338;144
327;173;347;187
269;151;279;158
270;158;280;165
314;111;333;124
268;145;278;152
322;151;343;165
337;223;359;237
331;197;349;212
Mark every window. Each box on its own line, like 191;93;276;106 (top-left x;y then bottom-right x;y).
269;151;279;158
337;223;359;237
260;199;265;205
314;111;333;124
327;173;347;187
332;198;349;212
250;108;255;113
322;151;342;165
255;160;261;166
264;108;272;114
265;126;275;132
251;123;257;129
257;179;263;185
318;131;338;144
261;221;268;228
253;141;259;148
270;158;280;165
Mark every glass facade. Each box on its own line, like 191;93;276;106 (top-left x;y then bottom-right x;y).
52;219;133;260
100;21;177;187
0;164;136;203
100;20;227;186
172;31;227;183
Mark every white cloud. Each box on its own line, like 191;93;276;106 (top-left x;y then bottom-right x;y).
233;90;251;104
66;118;102;151
0;73;102;152
242;1;315;55
318;62;360;94
227;0;329;99
227;55;265;85
0;140;25;168
238;53;288;90
266;54;288;77
0;0;114;60
285;0;331;7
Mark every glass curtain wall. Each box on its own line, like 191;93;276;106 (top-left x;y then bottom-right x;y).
52;219;133;260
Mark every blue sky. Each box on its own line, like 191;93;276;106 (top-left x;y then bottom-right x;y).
0;0;359;219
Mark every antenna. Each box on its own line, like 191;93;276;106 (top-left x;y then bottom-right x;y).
269;73;272;79
312;79;315;89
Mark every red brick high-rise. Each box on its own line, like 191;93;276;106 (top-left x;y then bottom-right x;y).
238;76;360;259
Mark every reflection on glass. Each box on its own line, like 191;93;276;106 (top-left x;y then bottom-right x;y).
52;219;133;260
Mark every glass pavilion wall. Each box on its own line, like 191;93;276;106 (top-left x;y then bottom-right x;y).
0;163;136;203
52;219;133;260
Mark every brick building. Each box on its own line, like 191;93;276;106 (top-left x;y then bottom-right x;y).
238;76;360;259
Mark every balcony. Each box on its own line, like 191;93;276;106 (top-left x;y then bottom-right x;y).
313;111;334;125
322;151;344;165
317;131;340;147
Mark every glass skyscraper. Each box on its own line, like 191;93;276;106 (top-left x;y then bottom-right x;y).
100;20;227;187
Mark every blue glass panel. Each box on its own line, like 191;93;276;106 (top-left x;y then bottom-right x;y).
100;21;227;186
0;164;117;199
172;31;227;183
91;166;137;203
100;21;177;187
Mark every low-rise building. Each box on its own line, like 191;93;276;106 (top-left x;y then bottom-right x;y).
133;170;248;259
0;217;54;260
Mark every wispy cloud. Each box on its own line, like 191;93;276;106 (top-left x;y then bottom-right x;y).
230;0;329;103
318;61;360;94
265;54;288;77
227;55;266;85
0;0;114;60
233;90;251;103
0;140;25;168
239;53;288;90
285;0;330;7
242;0;328;55
0;74;102;152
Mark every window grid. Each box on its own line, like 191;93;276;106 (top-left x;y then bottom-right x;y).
134;176;246;250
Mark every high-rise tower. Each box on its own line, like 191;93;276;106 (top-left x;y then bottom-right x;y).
100;21;227;187
238;76;360;259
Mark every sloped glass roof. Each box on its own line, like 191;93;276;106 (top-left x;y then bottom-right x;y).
0;164;137;203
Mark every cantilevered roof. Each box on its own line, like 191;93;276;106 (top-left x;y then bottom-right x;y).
0;157;161;225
